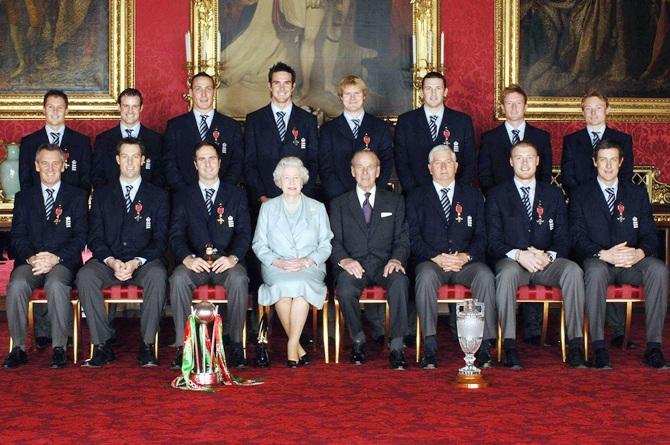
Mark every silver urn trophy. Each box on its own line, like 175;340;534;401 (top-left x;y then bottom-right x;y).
453;300;488;388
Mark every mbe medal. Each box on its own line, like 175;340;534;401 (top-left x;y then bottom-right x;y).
53;205;62;224
363;133;371;150
212;129;220;143
455;202;463;223
443;128;451;143
617;203;625;223
63;151;70;170
217;204;224;224
536;202;544;225
292;128;300;146
134;201;143;221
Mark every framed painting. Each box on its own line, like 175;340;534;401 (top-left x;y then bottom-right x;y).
188;0;442;122
495;0;670;121
0;0;135;119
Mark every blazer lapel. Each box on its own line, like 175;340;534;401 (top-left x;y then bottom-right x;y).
33;187;48;226
417;108;434;143
428;186;450;226
347;191;369;234
336;115;354;141
188;112;202;141
263;106;283;143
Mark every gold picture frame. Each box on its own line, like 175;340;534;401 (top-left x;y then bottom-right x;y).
188;0;441;122
495;0;670;122
0;0;135;120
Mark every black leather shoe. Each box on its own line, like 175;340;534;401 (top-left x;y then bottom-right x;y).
643;348;669;369
3;347;28;368
171;347;183;370
35;336;51;350
591;347;612;369
611;335;637;349
229;343;248;368
474;346;492;369
50;347;67;369
566;347;587;368
374;335;386;347
83;344;113;368
350;342;366;365
255;345;270;368
138;343;158;367
286;360;300;368
389;349;408;370
523;335;541;346
298;352;311;366
419;352;437;369
403;334;416;347
504;348;523;370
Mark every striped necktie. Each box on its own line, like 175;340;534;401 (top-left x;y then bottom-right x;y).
605;187;615;215
276;111;286;140
429;115;438;141
125;128;133;138
511;129;520;145
521;186;532;220
591;131;601;148
351;118;360;139
440;187;451;222
50;132;60;146
205;188;214;215
125;185;133;213
199;114;209;141
45;188;54;220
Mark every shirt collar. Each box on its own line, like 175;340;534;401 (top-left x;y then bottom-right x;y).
41;181;61;196
505;120;526;133
344;111;365;122
120;176;142;191
45;125;64;139
597;177;618;194
432;180;455;196
271;102;293;117
423;105;445;122
514;177;536;191
120;123;141;136
199;180;220;194
586;125;606;135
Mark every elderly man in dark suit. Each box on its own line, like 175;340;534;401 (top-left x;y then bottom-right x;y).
394;72;476;193
19;90;92;193
76;137;169;368
93;88;164;188
330;150;410;369
487;141;586;370
164;72;243;192
570;140;668;369
244;62;319;204
319;75;394;201
3;144;88;369
406;144;496;369
562;90;635;349
169;142;251;369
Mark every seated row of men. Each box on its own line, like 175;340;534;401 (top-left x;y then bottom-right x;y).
4;136;667;372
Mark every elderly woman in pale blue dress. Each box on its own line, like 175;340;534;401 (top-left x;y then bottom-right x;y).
252;157;333;367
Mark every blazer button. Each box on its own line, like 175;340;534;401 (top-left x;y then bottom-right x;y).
123;242;128;246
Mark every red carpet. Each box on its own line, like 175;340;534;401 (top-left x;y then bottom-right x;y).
1;314;670;444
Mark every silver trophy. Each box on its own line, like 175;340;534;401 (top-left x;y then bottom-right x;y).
453;300;488;388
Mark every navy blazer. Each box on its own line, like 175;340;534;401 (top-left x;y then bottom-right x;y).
478;123;552;194
561;126;633;197
19;127;92;192
10;183;88;272
163;111;243;191
169;183;251;264
92;124;164;188
88;181;169;263
569;180;657;263
318;113;394;200
406;182;486;263
329;188;409;272
244;104;319;201
486;180;569;261
394;106;476;192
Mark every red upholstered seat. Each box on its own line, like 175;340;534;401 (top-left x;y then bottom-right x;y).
192;285;228;301
437;284;472;301
360;286;387;301
102;285;143;300
607;284;644;301
516;285;563;301
29;288;79;301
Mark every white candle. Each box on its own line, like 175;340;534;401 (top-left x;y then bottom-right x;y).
185;32;191;63
202;33;208;61
440;32;444;66
217;31;221;57
412;34;416;64
427;31;432;65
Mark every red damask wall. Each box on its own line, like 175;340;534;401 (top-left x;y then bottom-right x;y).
2;1;669;180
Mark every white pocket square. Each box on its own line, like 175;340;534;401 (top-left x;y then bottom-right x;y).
381;212;393;218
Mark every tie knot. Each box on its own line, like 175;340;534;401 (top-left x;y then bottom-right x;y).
512;129;519;135
522;186;530;194
606;187;615;195
47;188;54;197
126;185;133;194
441;187;450;195
200;114;208;122
125;128;133;137
276;111;285;119
430;115;438;123
206;188;214;198
364;192;371;199
352;118;360;126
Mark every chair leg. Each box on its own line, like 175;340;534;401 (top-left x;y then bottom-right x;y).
497;323;502;362
72;301;79;364
415;313;421;363
623;302;633;351
322;302;329;364
541;302;550;347
384;302;390;345
154;332;159;359
27;301;35;352
242;320;247;359
334;300;340;364
9;338;13;350
560;306;566;363
583;316;590;360
312;306;318;352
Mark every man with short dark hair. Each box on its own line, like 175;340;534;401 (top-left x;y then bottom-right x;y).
394;72;476;192
76;138;169;368
168;142;251;369
3;144;88;369
244;62;319;204
93;88;164;188
164;72;243;192
570;140;668;369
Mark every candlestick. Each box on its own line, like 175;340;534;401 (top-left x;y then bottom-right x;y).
427;31;432;65
412;34;416;64
440;32;444;67
185;32;191;63
217;31;221;57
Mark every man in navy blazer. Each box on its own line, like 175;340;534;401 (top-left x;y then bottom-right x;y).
406;145;496;369
330;150;410;369
319;75;394;201
169;142;251;369
19;89;92;192
479;84;552;194
570;140;668;369
394;72;476;193
164;72;243;191
244;62;319;204
3;144;87;369
76;138;169;368
93;88;164;188
487;141;586;369
561;90;633;197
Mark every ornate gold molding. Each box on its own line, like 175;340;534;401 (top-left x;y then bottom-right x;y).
411;0;441;108
0;0;135;120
